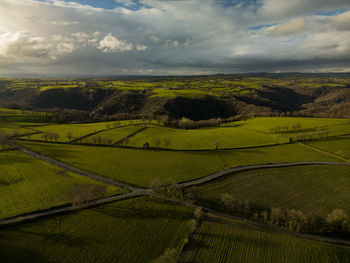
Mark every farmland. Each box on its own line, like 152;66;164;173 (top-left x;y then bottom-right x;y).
124;124;278;149
19;141;338;187
0;197;194;263
1;75;350;262
183;214;350;263
192;165;350;216
306;136;350;159
0;150;121;219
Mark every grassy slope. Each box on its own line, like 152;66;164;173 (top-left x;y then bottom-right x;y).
306;136;350;159
126;125;278;149
27;120;158;142
0;197;194;263
0;150;121;219
193;165;350;216
224;117;347;133
81;124;143;144
20;141;339;187
183;214;350;263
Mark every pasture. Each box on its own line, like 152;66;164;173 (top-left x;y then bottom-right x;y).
183;214;350;263
223;117;348;133
125;125;279;149
0;197;194;263
192;165;350;216
306;136;350;159
26;120;148;143
0;150;121;219
81;124;144;145
20;141;339;187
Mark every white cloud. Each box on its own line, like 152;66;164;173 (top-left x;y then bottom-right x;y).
136;44;148;51
98;34;133;53
263;18;306;37
51;20;78;26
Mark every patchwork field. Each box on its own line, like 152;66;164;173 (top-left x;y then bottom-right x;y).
125;125;279;149
183;214;350;263
20;141;339;187
81;124;144;145
223;117;348;133
307;136;350;159
0;197;194;263
192;165;350;216
0;150;121;219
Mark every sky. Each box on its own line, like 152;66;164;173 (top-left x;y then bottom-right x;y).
1;0;350;76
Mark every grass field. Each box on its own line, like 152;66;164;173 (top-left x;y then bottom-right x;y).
26;120;159;143
0;197;194;263
192;165;350;216
20;141;339;187
223;117;348;133
81;124;144;145
183;214;350;263
306;136;350;159
0;150;121;219
125;125;279;149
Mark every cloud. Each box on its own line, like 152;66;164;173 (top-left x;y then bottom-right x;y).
0;31;51;58
330;11;350;30
136;44;148;51
0;0;349;75
263;18;306;37
98;34;133;53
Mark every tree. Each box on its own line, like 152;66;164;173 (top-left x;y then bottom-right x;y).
163;137;170;148
215;141;220;150
106;122;111;129
66;131;73;142
194;207;204;221
221;193;236;212
154;138;161;149
270;207;285;226
326;208;348;231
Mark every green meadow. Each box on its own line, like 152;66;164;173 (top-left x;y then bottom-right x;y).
20;141;338;187
0;150;121;219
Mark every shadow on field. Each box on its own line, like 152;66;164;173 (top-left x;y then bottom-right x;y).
3;228;104;247
0;242;51;263
0;153;34;165
93;206;193;221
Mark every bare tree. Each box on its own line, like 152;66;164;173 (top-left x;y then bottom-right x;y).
163;137;170;148
66;131;73;142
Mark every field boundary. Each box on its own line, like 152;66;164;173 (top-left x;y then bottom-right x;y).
299;143;350;163
113;126;147;146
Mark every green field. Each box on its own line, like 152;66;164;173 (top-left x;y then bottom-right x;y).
0;197;194;263
81;124;144;145
20;141;339;187
125;125;279;149
26;120;159;143
224;117;347;133
183;214;350;263
307;136;350;159
192;165;350;216
0;150;121;219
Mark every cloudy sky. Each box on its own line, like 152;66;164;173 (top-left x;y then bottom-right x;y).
1;0;350;76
